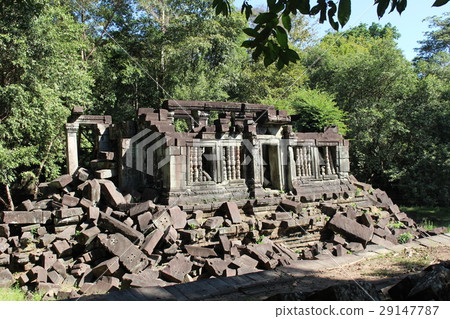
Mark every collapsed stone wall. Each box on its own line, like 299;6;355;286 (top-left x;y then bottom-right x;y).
0;167;445;299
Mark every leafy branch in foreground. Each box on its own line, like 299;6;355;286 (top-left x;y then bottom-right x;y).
212;0;449;69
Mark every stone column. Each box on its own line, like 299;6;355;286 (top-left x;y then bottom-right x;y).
96;124;111;153
66;123;79;175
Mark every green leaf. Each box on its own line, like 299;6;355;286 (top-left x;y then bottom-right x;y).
241;40;256;48
243;28;259;38
276;57;285;70
286;48;300;63
264;54;275;67
432;0;449;6
327;1;338;30
338;0;351;27
282;14;292;31
297;0;311;14
275;26;288;48
396;0;407;14
376;0;390;18
389;0;398;13
254;12;277;24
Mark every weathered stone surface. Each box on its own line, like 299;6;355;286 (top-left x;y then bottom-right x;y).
272;212;293;221
141;228;164;256
79;198;93;210
230;254;259;269
388;273;422;301
0;210;52;224
99;180;126;208
87;207;100;222
28;266;48;283
56;207;84;219
345;242;364;252
193;210;203;221
122;269;166;289
98;233;148;273
98;212;144;245
92;256;120;277
129;200;155;217
428;227;448;236
76;167;91;182
204;216;224;230
11;252;28;266
54;215;82;226
163;226;178;245
219;202;242;224
152;211;173;231
219;235;231;253
62;194;80;207
359;212;374;227
55;225;76;240
84;179;101;203
160;253;193;283
137;212;152;232
371;234;394;248
280;199;302;214
0;224;10;238
329;213;374;244
168;206;187;229
47;270;64;285
205;258;230;277
40;251;57;270
0;253;10;266
407;266;450;300
0;269;14;288
52;260;68;278
334;244;348;256
53;240;72;258
185;245;218;258
78;227;101;246
49;174;73;189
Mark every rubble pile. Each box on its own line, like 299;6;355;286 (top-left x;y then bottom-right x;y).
0;169;299;299
0;169;445;299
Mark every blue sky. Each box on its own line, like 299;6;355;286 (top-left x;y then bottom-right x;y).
246;0;449;60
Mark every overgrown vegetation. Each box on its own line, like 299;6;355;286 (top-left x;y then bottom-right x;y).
0;286;44;301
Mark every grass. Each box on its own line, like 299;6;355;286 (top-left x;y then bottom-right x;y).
362;248;434;277
0;286;44;301
401;206;450;231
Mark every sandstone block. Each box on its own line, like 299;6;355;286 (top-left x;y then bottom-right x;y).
98;212;144;245
160;253;193;283
168;206;187;229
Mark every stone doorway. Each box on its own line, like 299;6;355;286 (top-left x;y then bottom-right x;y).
262;144;281;190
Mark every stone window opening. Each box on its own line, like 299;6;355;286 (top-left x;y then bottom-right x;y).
318;146;337;176
222;145;242;181
294;146;314;178
189;146;216;183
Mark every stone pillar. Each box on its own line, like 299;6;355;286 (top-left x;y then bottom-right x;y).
97;124;111;153
66;123;79;175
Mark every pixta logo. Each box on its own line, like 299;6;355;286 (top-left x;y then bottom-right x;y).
126;129;172;176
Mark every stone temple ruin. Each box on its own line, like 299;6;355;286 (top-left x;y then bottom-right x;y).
66;100;351;205
0;100;446;299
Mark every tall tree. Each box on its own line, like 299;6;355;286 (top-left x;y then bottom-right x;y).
0;0;93;208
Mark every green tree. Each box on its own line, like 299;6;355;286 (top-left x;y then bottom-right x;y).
265;88;347;134
0;1;93;209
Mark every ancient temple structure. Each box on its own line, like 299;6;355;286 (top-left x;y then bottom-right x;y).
66;100;352;205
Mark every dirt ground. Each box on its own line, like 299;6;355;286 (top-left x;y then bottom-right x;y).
209;245;450;300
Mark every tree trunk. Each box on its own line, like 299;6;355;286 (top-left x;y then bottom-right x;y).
5;184;14;211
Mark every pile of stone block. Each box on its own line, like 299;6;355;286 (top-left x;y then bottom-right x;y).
0;169;445;299
0;169;300;299
300;183;446;259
